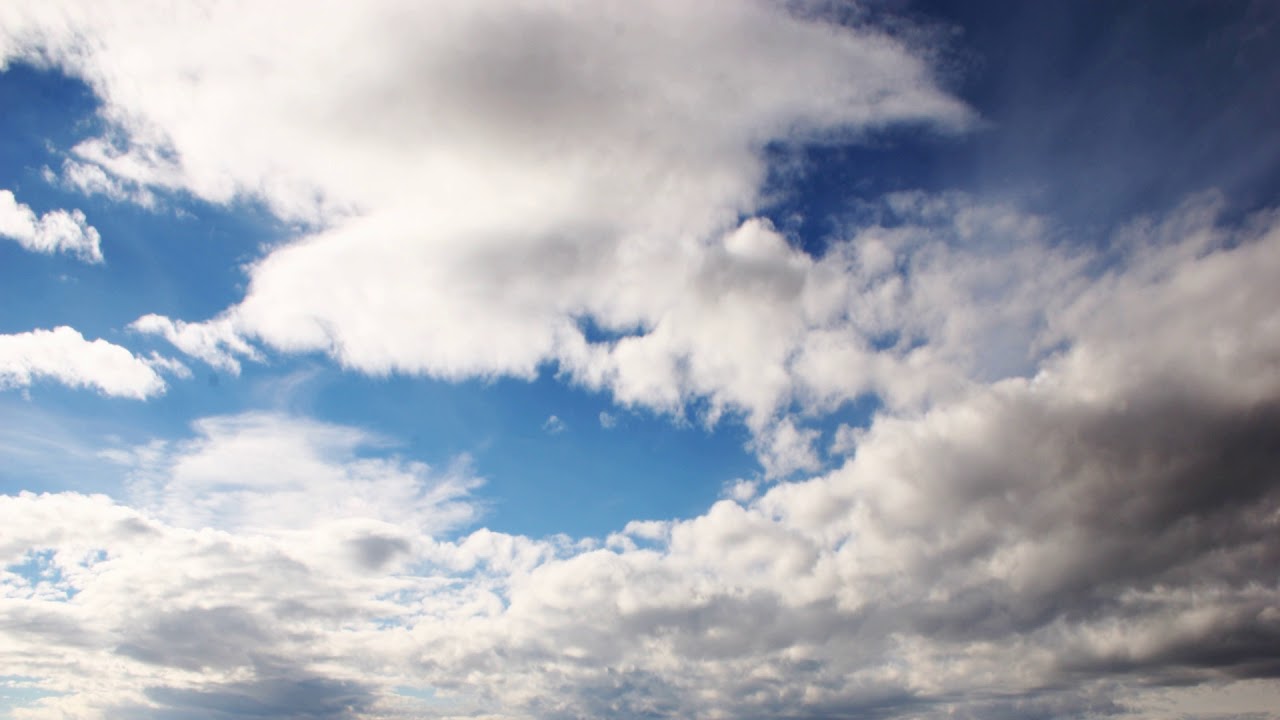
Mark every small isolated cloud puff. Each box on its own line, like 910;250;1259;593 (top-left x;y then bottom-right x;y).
0;189;102;263
542;414;566;435
598;411;617;429
0;326;173;399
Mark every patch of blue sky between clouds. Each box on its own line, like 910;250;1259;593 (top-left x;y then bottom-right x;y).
0;677;59;720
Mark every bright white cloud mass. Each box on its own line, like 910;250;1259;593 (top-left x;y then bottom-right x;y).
0;326;178;399
1;1;1278;719
0;189;102;263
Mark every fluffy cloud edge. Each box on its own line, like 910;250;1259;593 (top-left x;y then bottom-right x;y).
0;326;183;399
0;189;103;263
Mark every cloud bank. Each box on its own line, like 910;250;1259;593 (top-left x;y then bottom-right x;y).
3;204;1280;718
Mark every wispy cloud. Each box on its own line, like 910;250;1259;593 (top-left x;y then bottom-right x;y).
542;415;566;435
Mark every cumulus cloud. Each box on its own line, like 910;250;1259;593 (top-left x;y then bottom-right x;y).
753;416;822;479
0;189;102;263
0;0;971;432
3;3;1279;717
0;326;178;399
2;204;1279;717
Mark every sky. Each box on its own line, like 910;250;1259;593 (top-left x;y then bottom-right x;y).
1;1;1279;718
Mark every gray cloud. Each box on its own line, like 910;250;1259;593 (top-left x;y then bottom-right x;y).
115;606;272;672
134;671;375;720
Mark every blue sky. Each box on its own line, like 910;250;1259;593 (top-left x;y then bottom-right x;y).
2;2;1280;719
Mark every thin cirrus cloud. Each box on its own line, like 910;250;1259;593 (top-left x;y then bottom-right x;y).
0;1;1278;719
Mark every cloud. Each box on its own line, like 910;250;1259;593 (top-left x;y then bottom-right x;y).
598;411;616;429
51;159;157;208
129;315;258;375
129;671;378;720
115;411;481;536
752;416;821;479
0;326;176;399
0;189;102;263
3;3;1279;717
2;201;1279;717
0;0;972;433
2;412;485;718
542;415;566;435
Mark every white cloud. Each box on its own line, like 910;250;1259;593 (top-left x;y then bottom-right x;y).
2;203;1279;718
0;326;174;399
2;6;1278;714
139;351;190;379
116;412;481;536
0;189;102;263
53;159;157;208
828;424;862;457
0;0;972;436
753;416;822;479
598;411;616;429
541;415;566;435
129;314;258;374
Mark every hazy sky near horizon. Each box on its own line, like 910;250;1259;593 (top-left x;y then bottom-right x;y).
2;1;1279;718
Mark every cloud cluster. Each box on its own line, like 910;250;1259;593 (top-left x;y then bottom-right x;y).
0;190;102;263
2;1;1279;717
0;326;183;399
3;204;1279;718
2;0;972;434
